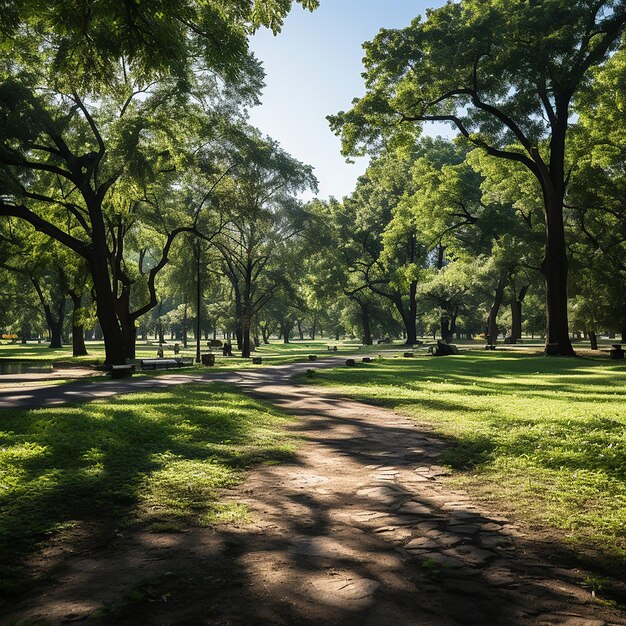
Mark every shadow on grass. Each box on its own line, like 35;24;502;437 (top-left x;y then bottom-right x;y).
0;383;297;601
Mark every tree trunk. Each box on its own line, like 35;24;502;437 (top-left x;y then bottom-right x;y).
360;302;372;345
511;285;528;341
440;315;450;342
30;275;65;350
70;292;88;357
486;275;507;346
49;307;64;349
297;319;304;340
116;288;137;361
280;321;291;343
588;330;598;350
234;290;243;350
88;238;126;364
261;323;271;344
406;281;418;344
182;302;188;349
310;317;317;340
394;296;417;345
120;315;137;360
540;133;575;356
242;325;251;358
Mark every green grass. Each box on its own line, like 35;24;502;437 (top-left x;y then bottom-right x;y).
303;352;626;566
0;383;297;600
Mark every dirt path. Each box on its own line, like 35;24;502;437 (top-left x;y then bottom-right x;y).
2;363;625;624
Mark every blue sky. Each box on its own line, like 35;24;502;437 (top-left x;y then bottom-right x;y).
248;1;446;201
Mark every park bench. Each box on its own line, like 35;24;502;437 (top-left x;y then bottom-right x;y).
140;358;191;370
327;345;338;351
610;344;624;360
108;364;135;378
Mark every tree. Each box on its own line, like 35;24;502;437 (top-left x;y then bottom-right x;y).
329;153;425;345
212;132;316;357
330;0;626;355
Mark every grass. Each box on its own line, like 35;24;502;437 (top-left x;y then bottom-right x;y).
302;351;626;567
0;383;297;600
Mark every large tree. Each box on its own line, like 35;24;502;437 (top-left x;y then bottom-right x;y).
330;0;626;355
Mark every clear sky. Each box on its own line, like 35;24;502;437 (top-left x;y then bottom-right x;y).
248;1;446;201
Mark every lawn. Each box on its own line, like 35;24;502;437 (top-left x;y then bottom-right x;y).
0;383;297;601
303;351;626;567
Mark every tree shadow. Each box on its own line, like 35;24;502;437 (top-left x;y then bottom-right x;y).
0;383;298;603
8;379;622;625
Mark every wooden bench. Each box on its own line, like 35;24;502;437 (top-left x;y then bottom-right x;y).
140;358;187;370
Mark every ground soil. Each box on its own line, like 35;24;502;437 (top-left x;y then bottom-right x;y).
2;360;626;625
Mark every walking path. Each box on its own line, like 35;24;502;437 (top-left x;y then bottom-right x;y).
0;359;347;410
2;360;624;624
